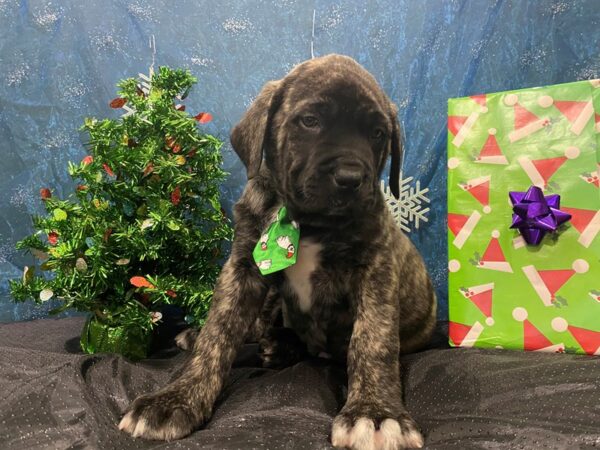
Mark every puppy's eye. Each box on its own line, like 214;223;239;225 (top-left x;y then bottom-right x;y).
371;128;386;140
301;116;320;128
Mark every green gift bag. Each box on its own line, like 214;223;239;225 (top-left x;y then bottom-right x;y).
447;79;600;355
80;315;151;360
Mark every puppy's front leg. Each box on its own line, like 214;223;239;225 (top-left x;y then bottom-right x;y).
119;252;269;441
331;274;424;450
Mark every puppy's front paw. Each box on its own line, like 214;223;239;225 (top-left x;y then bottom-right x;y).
331;409;423;450
119;386;205;441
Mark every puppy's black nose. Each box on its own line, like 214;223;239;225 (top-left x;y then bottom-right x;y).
333;167;363;190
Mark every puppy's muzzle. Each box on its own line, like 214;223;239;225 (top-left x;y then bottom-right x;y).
332;165;365;191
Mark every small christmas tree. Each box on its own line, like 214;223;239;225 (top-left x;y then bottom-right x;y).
10;66;232;359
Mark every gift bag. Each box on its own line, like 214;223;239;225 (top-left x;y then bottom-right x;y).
447;79;600;355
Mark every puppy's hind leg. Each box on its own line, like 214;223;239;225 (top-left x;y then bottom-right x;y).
175;328;199;351
259;327;308;369
179;286;284;351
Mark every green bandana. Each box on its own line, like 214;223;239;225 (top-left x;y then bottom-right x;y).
253;206;300;275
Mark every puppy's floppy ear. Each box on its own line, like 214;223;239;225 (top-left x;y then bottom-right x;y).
230;80;282;179
389;103;403;199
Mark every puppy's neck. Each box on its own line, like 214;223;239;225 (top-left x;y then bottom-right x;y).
286;199;385;238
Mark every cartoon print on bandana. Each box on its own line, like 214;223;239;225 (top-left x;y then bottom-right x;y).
252;207;300;275
276;236;296;258
257;259;272;271
260;233;269;251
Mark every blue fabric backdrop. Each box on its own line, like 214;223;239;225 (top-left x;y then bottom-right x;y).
1;0;599;322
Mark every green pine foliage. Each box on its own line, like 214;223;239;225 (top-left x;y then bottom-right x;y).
10;66;232;332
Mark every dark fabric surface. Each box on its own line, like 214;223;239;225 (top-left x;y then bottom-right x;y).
1;318;600;450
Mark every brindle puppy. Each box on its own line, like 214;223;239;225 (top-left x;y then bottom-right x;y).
119;54;436;450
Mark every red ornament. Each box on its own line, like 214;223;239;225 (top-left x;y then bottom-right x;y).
82;155;94;165
166;289;177;298
103;228;113;243
40;188;52;200
193;112;213;123
165;137;182;153
175;104;186;111
110;97;127;108
48;231;59;245
187;148;197;158
103;163;115;177
130;276;155;289
171;186;181;205
143;163;154;177
76;185;88;191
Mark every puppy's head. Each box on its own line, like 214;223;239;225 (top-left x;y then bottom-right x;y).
231;54;402;219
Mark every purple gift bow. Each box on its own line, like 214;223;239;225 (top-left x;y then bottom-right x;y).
509;185;571;245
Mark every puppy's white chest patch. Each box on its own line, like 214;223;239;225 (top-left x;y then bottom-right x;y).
284;239;322;313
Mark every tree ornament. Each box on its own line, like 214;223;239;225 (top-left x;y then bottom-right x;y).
39;289;54;302
142;163;154;177
166;290;177;298
171;186;181;205
75;257;88;272
93;199;102;209
30;248;49;260
22;266;34;285
103;163;115;177
53;209;68;221
115;258;130;266
122;202;134;216
48;231;59;245
194;112;213;123
110;97;127;108
130;276;155;289
102;228;113;243
40;188;52;200
136;204;147;217
82;155;94;165
166;136;182;153
141;218;154;230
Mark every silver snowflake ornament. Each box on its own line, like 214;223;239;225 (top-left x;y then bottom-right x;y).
119;68;154;124
381;173;430;233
